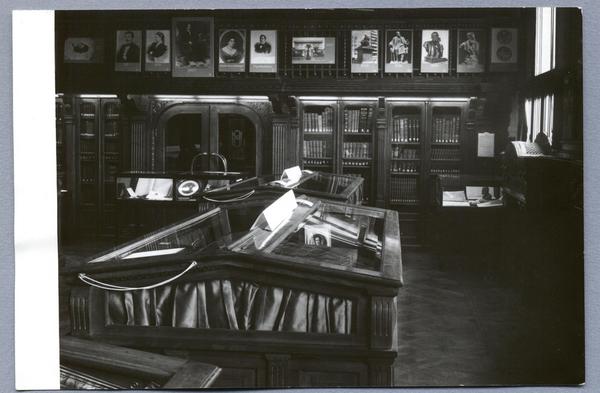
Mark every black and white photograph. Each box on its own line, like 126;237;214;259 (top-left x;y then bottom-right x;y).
385;29;412;73
172;17;213;77
351;30;379;73
63;37;104;63
218;29;245;72
490;27;519;71
250;30;277;73
291;36;336;64
457;29;485;73
11;6;589;392
144;29;170;72
420;29;449;73
304;224;332;247
114;30;141;72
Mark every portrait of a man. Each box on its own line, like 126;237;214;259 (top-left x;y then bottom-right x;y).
172;17;214;77
115;30;141;72
305;225;331;247
116;31;140;63
250;30;277;72
254;34;271;53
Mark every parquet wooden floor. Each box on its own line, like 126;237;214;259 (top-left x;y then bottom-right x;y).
394;250;584;386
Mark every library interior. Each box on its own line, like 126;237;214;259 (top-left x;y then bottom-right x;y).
54;7;583;389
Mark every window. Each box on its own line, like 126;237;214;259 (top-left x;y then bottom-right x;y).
522;7;557;144
523;94;554;144
535;7;556;76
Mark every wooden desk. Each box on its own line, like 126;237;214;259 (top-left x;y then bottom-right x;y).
60;336;221;389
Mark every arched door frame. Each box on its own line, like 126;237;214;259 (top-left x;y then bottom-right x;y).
154;101;264;175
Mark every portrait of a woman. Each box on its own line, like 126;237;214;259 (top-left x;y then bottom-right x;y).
219;30;245;66
147;31;168;62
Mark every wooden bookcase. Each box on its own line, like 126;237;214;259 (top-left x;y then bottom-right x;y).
299;99;337;174
56;96;71;246
298;98;378;204
71;96;122;241
383;98;469;247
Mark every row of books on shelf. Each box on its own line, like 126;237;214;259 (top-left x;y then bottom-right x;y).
105;141;119;152
303;108;334;133
80;164;97;180
80;189;96;203
392;147;419;159
303;159;331;166
104;104;120;115
431;148;461;160
432;115;461;143
432;169;462;188
342;142;371;159
80;152;97;161
431;168;461;175
391;116;421;143
391;162;419;173
80;103;96;115
104;121;120;135
343;160;371;167
390;178;419;204
343;107;374;133
104;152;120;161
81;120;96;134
303;140;332;158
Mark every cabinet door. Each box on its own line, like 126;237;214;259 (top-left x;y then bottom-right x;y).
385;100;426;209
212;105;261;176
99;98;121;236
299;100;338;173
75;98;100;235
161;105;211;172
426;100;468;191
339;100;378;205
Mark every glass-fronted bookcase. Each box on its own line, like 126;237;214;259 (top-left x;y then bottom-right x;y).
298;97;378;205
384;98;469;247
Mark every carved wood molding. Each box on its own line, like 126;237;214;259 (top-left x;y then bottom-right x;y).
265;354;290;387
69;287;90;335
370;296;397;350
368;360;394;387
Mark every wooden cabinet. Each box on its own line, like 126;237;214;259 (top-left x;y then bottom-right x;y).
56;96;72;246
63;196;403;388
298;98;378;204
71;96;122;241
383;98;469;247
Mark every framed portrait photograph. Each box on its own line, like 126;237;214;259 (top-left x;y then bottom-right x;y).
249;30;277;73
114;30;141;72
144;29;170;72
351;30;379;73
304;224;331;247
490;27;518;71
420;29;449;73
218;29;246;72
385;29;413;73
457;29;485;73
172;17;214;77
291;37;336;65
64;37;104;63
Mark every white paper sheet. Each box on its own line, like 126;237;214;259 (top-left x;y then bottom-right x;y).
477;132;495;157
